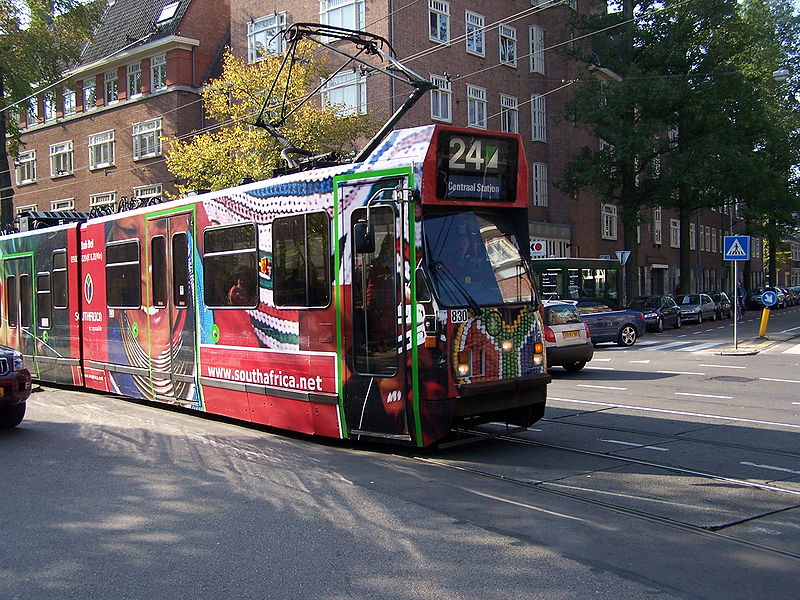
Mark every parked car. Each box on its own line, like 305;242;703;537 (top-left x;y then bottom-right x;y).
778;286;797;307
749;287;786;309
0;346;32;429
542;302;594;372
626;295;681;332
705;291;732;319
675;293;717;323
575;300;646;347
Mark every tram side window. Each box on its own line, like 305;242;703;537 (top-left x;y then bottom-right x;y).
19;274;31;328
106;240;141;308
273;212;330;308
203;223;258;308
151;236;167;308
37;273;52;329
52;250;68;308
6;275;16;327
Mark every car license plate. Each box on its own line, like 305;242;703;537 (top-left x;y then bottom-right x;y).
563;330;580;339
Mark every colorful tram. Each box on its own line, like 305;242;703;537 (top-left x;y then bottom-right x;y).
0;125;549;446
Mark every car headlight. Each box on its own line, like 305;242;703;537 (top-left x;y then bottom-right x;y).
645;312;657;318
13;351;24;370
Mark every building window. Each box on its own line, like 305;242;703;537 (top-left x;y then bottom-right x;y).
689;222;696;250
104;70;118;104
51;198;75;211
63;88;76;115
49;141;73;177
26;98;38;125
532;163;548;207
151;55;167;91
322;70;366;116
653;206;662;245
15;204;36;216
133;183;163;203
466;84;486;129
529;25;544;74
90;192;116;209
792;243;800;262
601;204;618;240
500;94;518;133
89;130;115;169
429;0;449;43
247;13;286;61
127;63;142;98
157;1;180;23
43;94;56;121
132;118;162;159
203;223;258;308
531;94;547;142
15;150;36;186
83;78;96;110
320;0;365;31
499;24;517;67
670;218;680;248
273;212;331;308
465;11;484;57
430;74;451;122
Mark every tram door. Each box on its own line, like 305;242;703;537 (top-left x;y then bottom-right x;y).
340;180;412;441
3;256;34;359
146;213;198;406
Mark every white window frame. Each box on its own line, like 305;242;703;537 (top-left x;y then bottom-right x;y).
89;130;115;169
15;204;37;216
428;0;449;44
104;69;118;104
466;85;487;129
430;74;451;122
690;222;696;250
156;1;180;23
247;13;287;62
63;88;76;115
322;69;366;116
531;94;547;142
670;218;680;248
792;243;800;262
499;24;517;67
83;78;96;110
532;163;548;207
320;0;365;31
653;206;662;245
43;94;56;121
49;141;74;177
151;55;167;91
15;150;36;186
90;191;116;209
127;63;142;98
51;198;75;211
133;184;163;202
465;11;485;57
132;118;162;160
601;204;618;240
711;227;717;253
529;25;545;74
27;98;39;125
500;94;518;134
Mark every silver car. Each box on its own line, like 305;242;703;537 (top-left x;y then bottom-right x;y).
676;293;717;324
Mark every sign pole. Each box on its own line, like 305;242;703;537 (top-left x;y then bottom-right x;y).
733;260;738;350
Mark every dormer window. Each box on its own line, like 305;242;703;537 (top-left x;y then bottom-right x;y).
156;1;180;23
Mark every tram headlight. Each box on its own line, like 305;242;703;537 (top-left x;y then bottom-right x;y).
501;340;514;353
533;342;544;367
456;351;471;377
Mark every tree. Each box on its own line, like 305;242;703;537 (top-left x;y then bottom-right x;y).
165;46;377;195
0;0;103;228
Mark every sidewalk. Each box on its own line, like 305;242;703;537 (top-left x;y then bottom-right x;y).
715;323;800;356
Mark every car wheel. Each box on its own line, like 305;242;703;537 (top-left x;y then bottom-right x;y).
617;324;637;347
710;311;716;322
0;403;26;429
655;317;664;333
564;361;586;372
674;315;682;329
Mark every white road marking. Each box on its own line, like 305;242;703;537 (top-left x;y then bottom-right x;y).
629;359;651;364
657;370;706;376
677;342;725;352
759;377;800;384
782;343;800;355
576;384;627;391
740;462;800;476
699;364;746;369
584;366;616;370
675;392;733;400
779;326;800;333
600;439;670;451
643;341;693;351
591;358;612;362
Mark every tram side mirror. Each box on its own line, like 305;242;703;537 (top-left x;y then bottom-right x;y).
353;222;375;254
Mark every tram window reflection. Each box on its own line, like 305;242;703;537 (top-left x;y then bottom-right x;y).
203;223;258;309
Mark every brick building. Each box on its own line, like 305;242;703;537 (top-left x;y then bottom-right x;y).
11;0;763;294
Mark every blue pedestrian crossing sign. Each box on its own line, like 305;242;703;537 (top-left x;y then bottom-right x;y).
723;235;750;261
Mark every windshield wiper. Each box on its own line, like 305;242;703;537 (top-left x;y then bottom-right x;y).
432;261;481;313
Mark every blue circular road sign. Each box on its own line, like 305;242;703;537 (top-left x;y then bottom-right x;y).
761;291;778;307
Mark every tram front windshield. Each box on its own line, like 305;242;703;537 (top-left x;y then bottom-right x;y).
424;212;536;308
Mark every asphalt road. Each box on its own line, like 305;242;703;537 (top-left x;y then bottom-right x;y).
1;306;799;599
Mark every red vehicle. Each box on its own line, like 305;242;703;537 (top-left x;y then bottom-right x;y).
0;125;549;446
0;344;32;428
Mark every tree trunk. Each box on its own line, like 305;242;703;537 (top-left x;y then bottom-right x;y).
0;70;15;230
678;202;692;294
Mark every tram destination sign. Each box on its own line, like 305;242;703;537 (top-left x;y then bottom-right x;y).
435;131;518;203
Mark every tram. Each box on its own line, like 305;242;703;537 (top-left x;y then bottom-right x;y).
0;124;549;446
